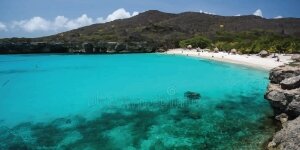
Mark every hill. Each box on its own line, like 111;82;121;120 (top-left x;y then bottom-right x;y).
1;10;300;53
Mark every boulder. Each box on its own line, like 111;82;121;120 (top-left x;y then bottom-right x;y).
265;90;288;111
280;75;300;90
269;65;300;84
275;113;289;124
184;91;201;100
286;95;300;116
267;116;300;150
291;54;300;62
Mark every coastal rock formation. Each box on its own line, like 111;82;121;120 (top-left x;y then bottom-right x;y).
265;62;300;150
265;63;300;117
269;64;300;84
0;41;158;54
280;75;300;90
268;116;300;150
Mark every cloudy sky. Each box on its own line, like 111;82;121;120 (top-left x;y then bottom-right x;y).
0;0;299;38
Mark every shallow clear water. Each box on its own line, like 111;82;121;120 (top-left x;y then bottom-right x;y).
0;54;275;149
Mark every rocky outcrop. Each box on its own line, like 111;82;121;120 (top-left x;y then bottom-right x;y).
269;65;300;84
280;75;300;90
265;62;300;150
265;63;300;118
268;117;300;150
0;41;159;54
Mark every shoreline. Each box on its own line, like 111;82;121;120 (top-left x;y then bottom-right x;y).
164;49;293;70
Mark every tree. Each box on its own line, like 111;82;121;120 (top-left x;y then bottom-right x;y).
179;36;211;49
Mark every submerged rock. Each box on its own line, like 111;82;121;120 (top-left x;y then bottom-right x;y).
184;91;201;100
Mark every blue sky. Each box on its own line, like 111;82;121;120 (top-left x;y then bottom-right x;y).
0;0;299;38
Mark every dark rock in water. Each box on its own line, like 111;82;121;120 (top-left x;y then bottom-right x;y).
66;119;72;124
184;91;201;100
280;75;300;90
8;143;29;150
188;112;201;119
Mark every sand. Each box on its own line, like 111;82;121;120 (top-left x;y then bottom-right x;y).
164;48;293;70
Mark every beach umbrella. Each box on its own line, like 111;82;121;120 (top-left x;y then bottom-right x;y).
259;50;269;57
230;49;237;54
187;45;192;49
214;47;219;53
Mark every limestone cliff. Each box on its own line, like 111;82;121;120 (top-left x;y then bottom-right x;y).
265;60;300;150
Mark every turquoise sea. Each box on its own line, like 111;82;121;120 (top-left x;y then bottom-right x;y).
0;54;275;149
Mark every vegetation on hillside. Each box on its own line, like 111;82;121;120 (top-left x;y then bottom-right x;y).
179;31;300;54
179;36;212;49
1;11;300;54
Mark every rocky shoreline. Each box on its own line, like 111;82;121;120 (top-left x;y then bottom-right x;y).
0;41;161;54
264;55;300;149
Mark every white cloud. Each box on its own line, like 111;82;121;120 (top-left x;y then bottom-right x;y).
199;10;215;15
235;14;241;16
95;9;139;23
53;16;69;29
132;11;139;17
6;8;139;33
12;17;51;32
106;8;132;22
0;22;7;31
65;14;94;29
274;16;283;19
253;9;263;17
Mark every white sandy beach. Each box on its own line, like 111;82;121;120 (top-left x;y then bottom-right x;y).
165;49;293;70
